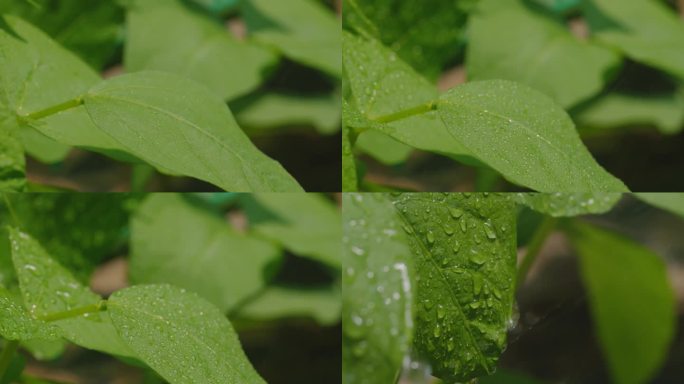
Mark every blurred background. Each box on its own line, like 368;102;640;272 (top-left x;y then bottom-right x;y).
1;0;341;192
0;193;341;384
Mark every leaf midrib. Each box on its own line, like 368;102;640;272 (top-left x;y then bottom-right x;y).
391;203;492;375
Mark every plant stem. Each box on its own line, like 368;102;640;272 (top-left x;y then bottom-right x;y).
1;194;20;228
516;216;557;290
19;97;83;121
372;101;437;123
38;300;107;322
0;340;19;380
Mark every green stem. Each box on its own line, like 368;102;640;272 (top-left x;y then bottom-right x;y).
19;97;83;121
0;340;19;379
372;101;437;123
1;194;19;227
38;300;107;322
516;216;557;290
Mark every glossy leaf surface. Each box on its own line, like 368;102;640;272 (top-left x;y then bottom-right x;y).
514;193;622;217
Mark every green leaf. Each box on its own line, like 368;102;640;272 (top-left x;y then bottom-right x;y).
342;193;414;384
108;284;266;384
514;192;622;217
389;193;517;382
635;193;684;218
467;0;620;108
0;0;124;70
342;123;358;192
242;0;341;76
568;222;675;384
237;286;341;325
8;228;136;358
0;287;59;341
583;0;684;80
344;0;471;80
342;32;472;160
125;0;276;101
436;80;628;192
0;131;25;192
246;193;340;268
82;71;302;192
573;91;684;134
20;128;70;164
129;194;281;312
4;194;132;282
235;92;340;134
0;15;100;122
355;130;413;166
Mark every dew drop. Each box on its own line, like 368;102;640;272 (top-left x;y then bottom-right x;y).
426;230;435;245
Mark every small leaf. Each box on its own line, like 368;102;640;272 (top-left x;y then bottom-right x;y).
568;222;675;384
437;80;628;192
125;0;276;101
467;0;620;108
237;285;341;326
83;71;302;192
242;0;341;76
635;193;684;219
342;193;414;384
9;228;136;358
584;0;684;80
108;284;266;384
245;193;341;268
0;287;59;341
129;194;281;312
389;193;517;382
514;193;622;217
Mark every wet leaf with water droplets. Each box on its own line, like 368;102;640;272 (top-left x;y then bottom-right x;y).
568;222;675;384
389;193;517;382
342;193;414;384
83;71;302;192
514;193;622;217
9;228;135;357
437;80;628;192
0;287;59;341
130;194;281;312
108;284;266;384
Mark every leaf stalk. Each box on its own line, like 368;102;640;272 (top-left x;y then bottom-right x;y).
38;300;107;322
19;97;84;121
516;216;557;290
372;101;437;123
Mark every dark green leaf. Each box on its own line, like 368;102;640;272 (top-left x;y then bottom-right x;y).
237;286;341;325
0;131;25;192
108;284;266;384
129;194;281;312
467;0;620;108
342;123;358;192
568;222;675;384
342;193;414;384
83;71;302;192
635;193;684;218
389;193;517;382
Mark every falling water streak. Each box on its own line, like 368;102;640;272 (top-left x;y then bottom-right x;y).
393;262;413;329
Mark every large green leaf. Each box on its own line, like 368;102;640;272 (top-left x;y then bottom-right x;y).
436;80;628;192
583;0;684;80
242;0;341;76
342;32;472;159
568;222;675;384
355;130;413;166
125;0;276;101
246;193;340;268
389;193;517;382
0;0;124;70
82;71;302;192
467;0;620;108
108;284;266;384
574;91;684;134
129;194;281;313
0;287;59;341
237;285;341;325
635;193;684;218
0;131;25;192
514;193;622;217
342;193;414;384
9;228;136;358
